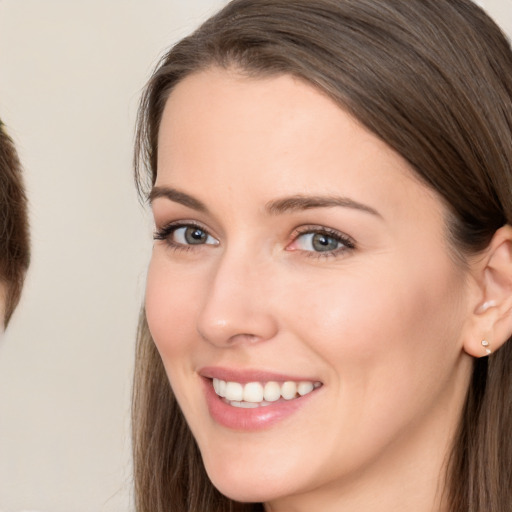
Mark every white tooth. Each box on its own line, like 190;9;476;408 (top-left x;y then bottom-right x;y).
263;381;281;402
297;381;314;396
281;381;298;400
243;382;264;403
225;381;243;401
215;378;318;401
218;379;227;398
237;402;259;409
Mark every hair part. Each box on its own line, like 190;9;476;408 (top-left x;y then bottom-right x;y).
133;1;512;511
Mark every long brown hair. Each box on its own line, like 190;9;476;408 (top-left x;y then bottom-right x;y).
0;119;30;324
133;1;512;510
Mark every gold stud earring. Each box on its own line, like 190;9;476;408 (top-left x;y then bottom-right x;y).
481;339;491;355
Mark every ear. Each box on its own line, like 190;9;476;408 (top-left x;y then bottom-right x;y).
464;225;512;358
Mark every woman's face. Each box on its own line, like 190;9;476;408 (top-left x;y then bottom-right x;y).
146;68;475;508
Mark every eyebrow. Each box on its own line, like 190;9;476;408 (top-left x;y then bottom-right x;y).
265;195;381;217
149;186;381;218
149;186;208;213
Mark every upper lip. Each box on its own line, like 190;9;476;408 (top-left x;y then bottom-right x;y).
199;366;321;384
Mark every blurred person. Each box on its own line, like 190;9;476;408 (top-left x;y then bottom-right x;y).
0;118;29;327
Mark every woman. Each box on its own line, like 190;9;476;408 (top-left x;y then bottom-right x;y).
132;1;512;511
0;119;30;326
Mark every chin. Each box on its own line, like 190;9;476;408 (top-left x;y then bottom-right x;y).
211;480;282;505
203;458;293;504
207;467;267;502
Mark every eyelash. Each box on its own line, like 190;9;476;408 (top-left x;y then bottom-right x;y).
153;222;356;258
153;221;214;253
289;225;356;259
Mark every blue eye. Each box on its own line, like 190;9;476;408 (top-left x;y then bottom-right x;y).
297;232;341;252
154;223;219;247
288;227;355;256
296;233;342;252
173;226;218;245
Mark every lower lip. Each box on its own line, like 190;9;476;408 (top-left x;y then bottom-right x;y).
203;378;318;431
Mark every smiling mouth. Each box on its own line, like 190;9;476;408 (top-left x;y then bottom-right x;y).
212;378;322;408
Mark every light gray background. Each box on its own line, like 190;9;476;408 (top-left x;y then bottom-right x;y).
0;1;510;511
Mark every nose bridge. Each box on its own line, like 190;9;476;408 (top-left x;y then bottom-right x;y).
196;243;278;346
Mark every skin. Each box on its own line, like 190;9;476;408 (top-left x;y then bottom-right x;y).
146;68;480;512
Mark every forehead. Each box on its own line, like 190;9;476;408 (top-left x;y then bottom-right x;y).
156;67;443;224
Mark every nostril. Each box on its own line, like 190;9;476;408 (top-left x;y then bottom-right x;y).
227;333;261;344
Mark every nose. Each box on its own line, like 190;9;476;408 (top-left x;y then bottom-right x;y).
196;249;279;347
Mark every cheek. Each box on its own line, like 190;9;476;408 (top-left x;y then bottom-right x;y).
145;254;200;360
272;259;469;473
145;254;209;417
283;254;467;397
